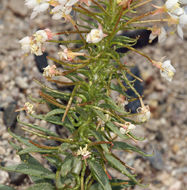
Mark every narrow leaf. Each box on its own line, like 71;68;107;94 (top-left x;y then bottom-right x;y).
105;154;138;184
0;185;16;190
106;122;129;140
26;183;55;190
113;141;152;157
88;160;112;190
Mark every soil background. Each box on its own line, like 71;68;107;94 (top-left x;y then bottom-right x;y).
0;0;187;190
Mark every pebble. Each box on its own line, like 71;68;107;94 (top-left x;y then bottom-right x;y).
3;101;18;130
0;146;6;155
147;148;165;171
169;181;182;190
9;172;27;185
8;0;28;17
15;76;28;89
0;170;9;184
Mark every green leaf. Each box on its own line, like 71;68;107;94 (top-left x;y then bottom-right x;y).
26;183;55;190
88;160;112;190
112;141;152;157
45;109;65;118
0;185;16;190
93;109;107;122
8;130;34;147
60;155;74;177
128;132;145;141
72;157;82;175
110;83;131;98
105;154;138;184
18;119;59;137
18;146;57;155
90;130;109;153
101;96;128;114
0;153;55;181
0;164;55;179
33;114;74;132
89;183;103;190
106;122;129;140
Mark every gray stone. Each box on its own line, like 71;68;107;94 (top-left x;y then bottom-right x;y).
8;0;28;17
15;76;28;89
3;101;18;130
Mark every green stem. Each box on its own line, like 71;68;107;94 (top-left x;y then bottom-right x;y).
47;39;84;44
85;174;92;190
81;162;86;190
91;0;110;16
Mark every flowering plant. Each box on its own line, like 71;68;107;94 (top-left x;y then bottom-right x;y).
1;0;186;189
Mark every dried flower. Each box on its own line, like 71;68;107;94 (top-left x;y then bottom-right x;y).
24;102;35;114
137;105;151;122
119;122;136;134
149;26;167;43
114;121;136;134
58;45;85;61
43;65;58;77
77;144;91;159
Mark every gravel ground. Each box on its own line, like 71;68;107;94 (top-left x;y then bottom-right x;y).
0;0;187;189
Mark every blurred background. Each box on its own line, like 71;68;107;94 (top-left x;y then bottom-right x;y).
0;0;187;189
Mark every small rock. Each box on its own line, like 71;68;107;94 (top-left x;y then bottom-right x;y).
172;144;179;154
169;181;182;190
147;148;164;170
0;146;6;155
0;170;9;184
3;101;18;130
155;130;164;142
8;0;28;17
9;172;27;186
15;76;28;89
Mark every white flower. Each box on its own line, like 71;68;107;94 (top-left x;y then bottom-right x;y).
30;42;43;56
43;65;58;77
137;105;151;122
51;0;78;20
25;0;50;19
176;13;187;38
77;144;91;159
165;0;184;16
20;29;52;56
19;36;31;54
179;0;187;4
86;26;107;43
160;60;176;82
24;102;35;114
34;30;48;42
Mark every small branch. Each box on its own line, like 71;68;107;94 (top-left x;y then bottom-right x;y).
62;85;79;122
29;140;59;150
55;30;89;35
